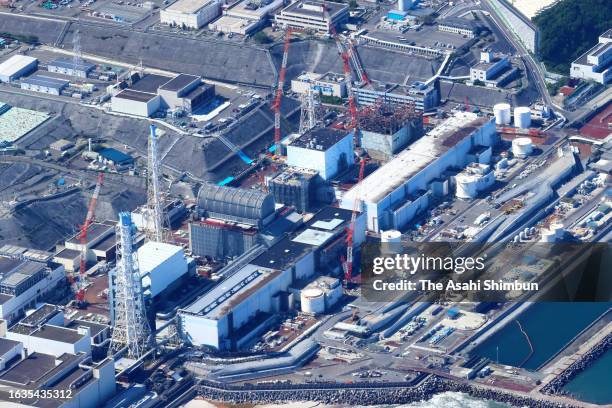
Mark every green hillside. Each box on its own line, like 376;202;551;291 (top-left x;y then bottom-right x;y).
533;0;612;73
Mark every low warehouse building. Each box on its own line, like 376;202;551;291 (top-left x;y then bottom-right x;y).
274;0;348;34
111;89;161;117
20;75;69;95
160;0;221;29
47;58;96;78
0;55;37;83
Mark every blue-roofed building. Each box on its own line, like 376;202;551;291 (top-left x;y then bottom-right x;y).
47;58;96;78
387;10;408;21
20;75;68;95
98;148;134;166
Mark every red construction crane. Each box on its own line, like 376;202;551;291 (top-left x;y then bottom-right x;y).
75;172;104;307
342;157;366;287
272;28;293;157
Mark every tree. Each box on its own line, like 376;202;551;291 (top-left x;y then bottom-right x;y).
533;0;612;73
253;31;272;44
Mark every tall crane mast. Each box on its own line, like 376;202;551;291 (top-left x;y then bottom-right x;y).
147;124;164;242
75;172;104;307
272;28;293;157
343;157;366;287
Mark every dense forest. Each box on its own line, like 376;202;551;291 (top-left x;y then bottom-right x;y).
533;0;612;74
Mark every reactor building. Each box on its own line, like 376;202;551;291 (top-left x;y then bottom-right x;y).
341;112;498;232
189;184;276;260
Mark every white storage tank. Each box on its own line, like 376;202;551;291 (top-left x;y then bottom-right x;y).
512;137;533;158
514;106;531;129
493;103;511;125
301;288;325;314
455;174;478;199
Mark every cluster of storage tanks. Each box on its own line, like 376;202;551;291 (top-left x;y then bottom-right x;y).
493;103;532;129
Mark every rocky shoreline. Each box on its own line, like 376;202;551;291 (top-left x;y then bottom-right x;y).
541;333;612;396
198;376;580;408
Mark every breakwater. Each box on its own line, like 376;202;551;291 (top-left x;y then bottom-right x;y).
541;333;612;396
197;377;580;408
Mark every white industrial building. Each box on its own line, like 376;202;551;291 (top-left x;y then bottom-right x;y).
47;58;96;78
570;29;612;85
291;71;347;98
0;55;37;83
470;54;511;84
20;75;69;96
210;0;283;35
0;257;65;324
340;112;497;231
274;0;349;34
136;241;191;298
438;17;478;38
160;0;221;29
111;89;162;117
5;305;92;358
455;163;495;199
179;239;315;350
286;127;354;180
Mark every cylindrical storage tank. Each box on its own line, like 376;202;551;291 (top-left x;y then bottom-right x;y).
455;175;478;199
493;103;511;125
512;137;533;158
540;229;556;242
301;288;325;314
514;107;531;129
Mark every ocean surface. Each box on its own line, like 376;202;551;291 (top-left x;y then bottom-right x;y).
471;302;610;369
562;349;612;404
363;392;516;408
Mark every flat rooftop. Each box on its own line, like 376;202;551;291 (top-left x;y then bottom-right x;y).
10;324;85;344
159;73;200;92
131;74;172;93
0;338;20;356
574;42;612;67
114;89;158;103
182;263;277;319
343;112;486;204
49;58;95;72
137;241;184;275
22;75;69;89
292;228;335;247
306;206;352;230
166;0;217;14
281;0;346;18
250;238;312;271
67;222;114;245
55;248;81;259
290;127;349;151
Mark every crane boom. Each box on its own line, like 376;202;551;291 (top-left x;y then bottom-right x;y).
272;28;293;157
76;172;104;306
343;158;366;286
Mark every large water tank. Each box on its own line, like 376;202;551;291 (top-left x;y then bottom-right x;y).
455;174;478;199
301;288;325;314
493;103;511;125
512;137;533;158
514;107;531;129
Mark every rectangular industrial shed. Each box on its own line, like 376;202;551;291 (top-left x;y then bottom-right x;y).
111;89;161;117
0;55;38;83
47;58;96;78
20;75;69;95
